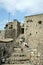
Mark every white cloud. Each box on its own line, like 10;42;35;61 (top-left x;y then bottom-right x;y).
0;0;43;14
0;0;43;29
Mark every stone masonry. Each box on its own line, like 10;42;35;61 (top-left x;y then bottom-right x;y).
0;14;43;65
5;19;21;40
24;14;43;48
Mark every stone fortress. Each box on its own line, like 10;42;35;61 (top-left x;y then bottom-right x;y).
0;14;43;65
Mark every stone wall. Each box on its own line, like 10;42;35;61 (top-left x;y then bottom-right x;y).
0;30;5;39
37;39;43;65
13;19;21;38
5;29;15;40
5;19;21;40
4;22;13;30
0;47;2;65
24;14;43;64
0;40;14;57
24;14;43;49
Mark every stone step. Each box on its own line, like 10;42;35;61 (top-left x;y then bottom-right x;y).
5;60;30;64
11;53;26;57
8;57;29;61
14;48;21;50
13;48;21;52
2;63;32;65
13;48;30;53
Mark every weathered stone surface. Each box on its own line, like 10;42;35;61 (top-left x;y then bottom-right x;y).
24;14;43;49
0;30;5;39
0;14;43;65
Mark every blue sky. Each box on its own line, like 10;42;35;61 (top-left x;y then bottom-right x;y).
0;0;43;30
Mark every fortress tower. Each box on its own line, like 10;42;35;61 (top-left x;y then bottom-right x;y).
24;14;43;49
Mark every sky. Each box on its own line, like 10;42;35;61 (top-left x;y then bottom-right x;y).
0;0;43;30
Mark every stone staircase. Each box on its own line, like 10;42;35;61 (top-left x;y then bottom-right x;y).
2;46;32;65
15;34;24;44
2;34;33;65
